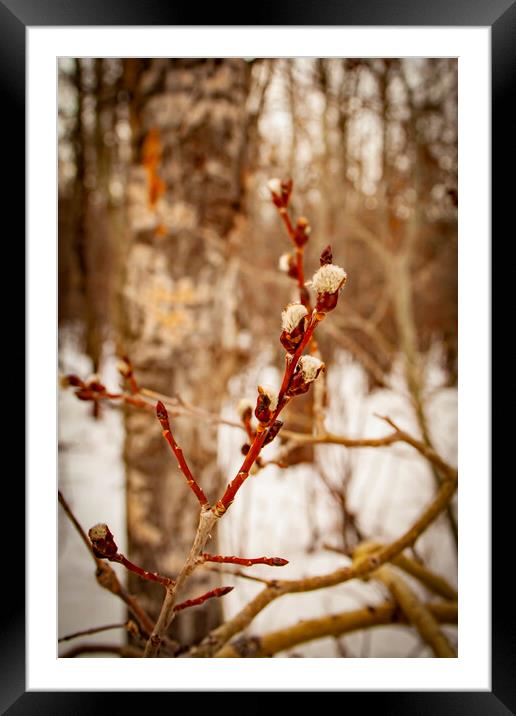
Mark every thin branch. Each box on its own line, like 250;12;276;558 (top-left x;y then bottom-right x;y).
88;522;175;587
174;586;234;613
200;564;275;586
393;553;458;602
215;600;457;657
143;507;219;657
58;491;156;637
374;566;456;657
280;419;457;481
156;401;210;507
60;643;144;658
199;553;288;567
58;622;131;643
325;542;457;602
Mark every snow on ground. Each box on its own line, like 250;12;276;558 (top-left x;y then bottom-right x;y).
58;332;126;655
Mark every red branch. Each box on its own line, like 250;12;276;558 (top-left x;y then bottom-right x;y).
110;553;175;588
156;401;209;507
201;553;288;567
213;313;322;516
174;586;234;613
278;207;310;309
118;355;140;395
88;523;175;587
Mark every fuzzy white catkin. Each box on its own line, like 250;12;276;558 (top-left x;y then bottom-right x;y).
311;264;347;294
281;302;308;333
278;253;292;273
258;385;278;412
298;355;325;382
267;178;282;196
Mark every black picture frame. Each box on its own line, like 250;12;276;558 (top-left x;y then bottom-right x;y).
7;0;504;711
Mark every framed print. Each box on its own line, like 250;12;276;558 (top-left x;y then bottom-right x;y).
6;0;506;710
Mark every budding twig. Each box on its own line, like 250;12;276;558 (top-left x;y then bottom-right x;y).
156;400;210;508
117;355;140;395
201;564;276;586
58;621;136;643
200;553;288;567
214;601;457;658
373;566;456;658
174;586;234;613
88;523;175;587
58;491;156;637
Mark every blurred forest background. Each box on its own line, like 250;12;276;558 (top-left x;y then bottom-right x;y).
58;58;458;658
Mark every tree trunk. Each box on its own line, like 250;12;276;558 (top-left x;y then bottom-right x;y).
119;59;251;646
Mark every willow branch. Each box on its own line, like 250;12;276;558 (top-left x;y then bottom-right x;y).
199;553;288;567
393;553;457;601
58;622;132;643
281;420;457;481
58;491;156;636
60;643;144;658
156;400;209;507
215;600;457;657
374;566;456;657
200;564;275;585
174;586;234;613
326;541;457;602
143;507;219;657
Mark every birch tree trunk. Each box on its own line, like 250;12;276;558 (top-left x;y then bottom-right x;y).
120;59;251;644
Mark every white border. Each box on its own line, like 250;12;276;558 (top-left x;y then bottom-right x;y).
28;27;490;690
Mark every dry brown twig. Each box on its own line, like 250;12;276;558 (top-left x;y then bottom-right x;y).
215;600;457;657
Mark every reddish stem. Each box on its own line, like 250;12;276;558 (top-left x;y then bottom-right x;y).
279;208;297;243
110;553;175;587
295;247;308;305
241;411;256;442
174;586;234;613
276;314;321;404
156;401;209;507
214;314;322;516
201;553;288;567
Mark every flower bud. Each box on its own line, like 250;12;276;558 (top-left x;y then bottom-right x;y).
60;374;84;389
263;419;283;446
74;389;95;401
280;302;308;354
86;374;106;393
310;263;347;312
294;216;311;247
278;252;298;280
255;385;278;424
88;523;118;559
286;355;325;397
267;178;293;208
319;244;333;266
267;177;282;197
117;358;132;379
